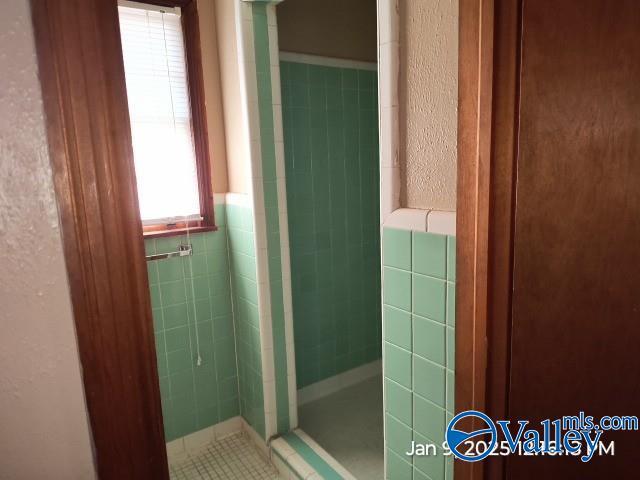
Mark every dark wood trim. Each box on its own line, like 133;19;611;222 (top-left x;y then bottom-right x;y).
182;0;215;228
457;0;521;479
30;0;169;478
455;0;493;479
138;0;193;8
143;224;218;239
484;1;521;479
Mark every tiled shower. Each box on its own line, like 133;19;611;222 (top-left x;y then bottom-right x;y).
281;60;382;388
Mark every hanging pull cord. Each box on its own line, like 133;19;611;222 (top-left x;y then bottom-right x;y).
160;10;202;368
185;220;202;367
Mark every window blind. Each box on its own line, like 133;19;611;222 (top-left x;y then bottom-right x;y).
118;3;201;224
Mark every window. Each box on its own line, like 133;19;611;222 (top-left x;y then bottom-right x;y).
118;0;214;237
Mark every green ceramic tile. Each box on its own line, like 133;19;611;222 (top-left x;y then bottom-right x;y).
413;466;430;480
197;405;219;430
387;449;413;480
446;327;455;370
413;432;445;480
147;262;158;286
167;348;192;375
412;232;447;279
158;375;170;399
186;297;212;323
185;275;210;301
385;343;412;389
414;395;446;443
384;306;412;350
149;284;161;309
446;282;456;327
213;204;226;226
170;371;195;399
144;239;156;256
413;314;446;366
384;228;412;270
187;234;206;255
165;326;190;352
445;454;454;480
386;378;413;427
412;274;446;322
204;228;228;252
386;413;413;457
163;303;189;329
446;369;455;413
447;236;456;282
413;355;446;408
185;254;208;278
152;308;163;331
384;268;412;311
160;280;187;306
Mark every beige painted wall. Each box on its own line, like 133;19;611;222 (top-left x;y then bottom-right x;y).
214;0;252;194
199;0;229;193
399;0;458;211
0;1;96;478
277;0;377;62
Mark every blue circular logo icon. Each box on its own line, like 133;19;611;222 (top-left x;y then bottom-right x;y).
446;410;497;462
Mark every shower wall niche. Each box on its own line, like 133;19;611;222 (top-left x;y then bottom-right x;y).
281;59;382;389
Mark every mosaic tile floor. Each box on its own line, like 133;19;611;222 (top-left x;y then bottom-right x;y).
170;433;282;480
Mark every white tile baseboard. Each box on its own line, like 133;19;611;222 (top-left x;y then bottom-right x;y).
297;360;382;406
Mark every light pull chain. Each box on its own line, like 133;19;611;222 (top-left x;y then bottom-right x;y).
185;219;202;367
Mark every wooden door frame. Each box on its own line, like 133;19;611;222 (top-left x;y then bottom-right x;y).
30;0;169;478
456;0;521;479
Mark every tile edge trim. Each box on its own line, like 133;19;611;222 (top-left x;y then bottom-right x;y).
383;208;456;236
279;51;377;71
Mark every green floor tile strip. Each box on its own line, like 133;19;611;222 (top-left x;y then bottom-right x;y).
282;432;344;480
251;2;290;434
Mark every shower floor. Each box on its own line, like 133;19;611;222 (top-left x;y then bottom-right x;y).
169;432;281;480
298;375;384;480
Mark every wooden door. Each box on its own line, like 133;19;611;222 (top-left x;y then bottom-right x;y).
457;1;640;479
508;0;640;477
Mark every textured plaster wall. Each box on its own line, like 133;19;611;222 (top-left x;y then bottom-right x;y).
399;0;458;211
0;1;96;478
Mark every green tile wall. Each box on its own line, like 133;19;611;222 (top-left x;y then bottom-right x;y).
252;2;290;434
145;203;240;442
383;228;455;480
280;60;382;388
226;203;265;439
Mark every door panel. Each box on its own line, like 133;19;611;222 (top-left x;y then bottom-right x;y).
509;0;640;477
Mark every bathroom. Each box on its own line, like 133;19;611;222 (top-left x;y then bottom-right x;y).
5;0;638;479
4;0;457;478
109;0;456;477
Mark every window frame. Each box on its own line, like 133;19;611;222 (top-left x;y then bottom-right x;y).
121;0;216;238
